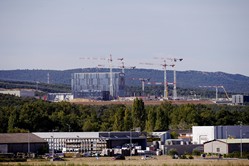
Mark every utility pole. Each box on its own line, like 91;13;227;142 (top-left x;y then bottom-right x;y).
28;131;30;156
239;121;243;158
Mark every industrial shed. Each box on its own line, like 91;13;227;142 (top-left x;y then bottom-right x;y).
204;139;249;154
33;131;147;153
0;133;48;154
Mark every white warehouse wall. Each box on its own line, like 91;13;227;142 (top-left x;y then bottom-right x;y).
192;126;249;144
192;126;215;144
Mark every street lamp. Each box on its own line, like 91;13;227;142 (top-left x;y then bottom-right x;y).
239;122;243;158
51;136;54;160
28;131;30;155
130;130;132;158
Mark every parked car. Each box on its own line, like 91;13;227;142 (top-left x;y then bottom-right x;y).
112;154;125;160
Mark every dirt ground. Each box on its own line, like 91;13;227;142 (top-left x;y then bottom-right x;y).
71;99;214;106
1;156;248;166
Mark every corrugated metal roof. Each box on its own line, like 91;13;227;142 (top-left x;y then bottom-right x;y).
33;132;100;139
218;139;249;144
0;133;47;144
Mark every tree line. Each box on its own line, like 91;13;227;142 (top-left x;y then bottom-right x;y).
0;94;249;133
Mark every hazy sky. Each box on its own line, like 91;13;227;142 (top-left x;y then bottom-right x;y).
1;0;249;76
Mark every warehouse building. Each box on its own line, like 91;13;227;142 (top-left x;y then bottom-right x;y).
204;139;249;154
0;89;35;97
33;132;147;154
71;72;125;100
192;126;249;144
47;93;73;102
232;95;249;105
0;133;48;154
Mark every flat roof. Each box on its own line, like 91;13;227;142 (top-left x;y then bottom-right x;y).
33;132;146;140
204;139;249;144
0;133;47;144
33;132;99;139
218;139;249;144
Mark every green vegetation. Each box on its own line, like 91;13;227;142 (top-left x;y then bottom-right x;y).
0;80;71;94
1;68;249;94
0;94;249;133
0;78;233;99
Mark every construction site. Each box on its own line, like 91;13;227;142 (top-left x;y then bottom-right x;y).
67;55;239;105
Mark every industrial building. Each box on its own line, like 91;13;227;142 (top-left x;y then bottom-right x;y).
192;126;249;144
204;139;249;154
71;72;125;100
33;132;147;154
0;89;35;97
232;95;249;105
47;93;73;102
0;133;48;154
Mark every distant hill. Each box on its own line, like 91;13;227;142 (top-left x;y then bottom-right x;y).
0;68;248;94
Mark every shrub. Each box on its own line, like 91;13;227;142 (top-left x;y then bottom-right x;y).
168;149;178;156
192;150;201;156
180;155;187;159
188;155;194;159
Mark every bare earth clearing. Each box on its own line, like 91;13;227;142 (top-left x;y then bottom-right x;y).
1;156;249;166
71;99;214;106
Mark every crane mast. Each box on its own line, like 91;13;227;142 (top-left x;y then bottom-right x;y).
199;85;230;101
140;60;174;99
108;54;114;99
167;58;183;100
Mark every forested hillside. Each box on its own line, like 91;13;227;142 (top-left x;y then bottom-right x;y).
0;80;70;93
0;94;248;133
0;68;249;93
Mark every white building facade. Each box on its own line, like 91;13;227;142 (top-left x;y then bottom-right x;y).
192;126;249;144
204;139;249;154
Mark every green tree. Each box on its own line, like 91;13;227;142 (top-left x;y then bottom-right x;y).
215;109;235;125
159;101;173;130
145;106;156;132
132;98;145;130
124;108;132;131
154;107;167;131
113;107;125;131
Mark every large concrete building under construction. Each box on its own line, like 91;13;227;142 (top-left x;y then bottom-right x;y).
71;72;125;100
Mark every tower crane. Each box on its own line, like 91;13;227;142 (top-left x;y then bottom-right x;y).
98;58;136;74
199;85;230;102
117;59;136;74
130;77;151;96
166;58;183;100
80;54;114;99
108;54;113;99
140;60;174;99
